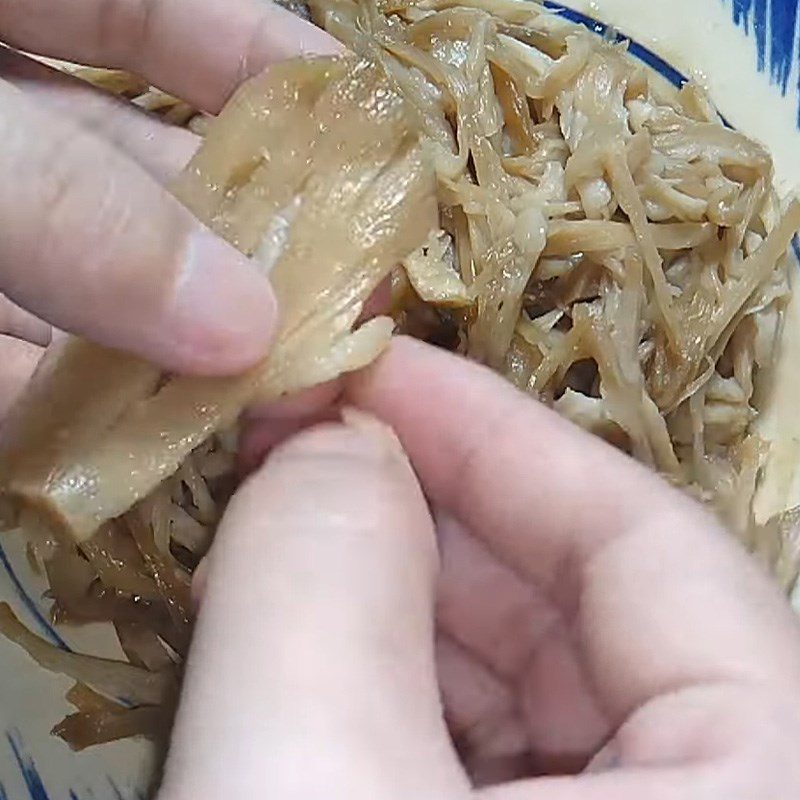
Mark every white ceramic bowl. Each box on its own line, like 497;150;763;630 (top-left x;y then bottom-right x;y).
2;1;800;796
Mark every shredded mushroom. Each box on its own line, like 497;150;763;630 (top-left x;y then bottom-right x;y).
1;0;799;750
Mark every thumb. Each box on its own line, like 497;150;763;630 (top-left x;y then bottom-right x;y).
160;413;469;800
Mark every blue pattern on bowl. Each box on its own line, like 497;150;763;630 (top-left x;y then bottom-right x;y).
0;730;145;800
0;545;66;649
730;0;800;116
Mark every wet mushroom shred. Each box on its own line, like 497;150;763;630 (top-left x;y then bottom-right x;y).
2;0;800;749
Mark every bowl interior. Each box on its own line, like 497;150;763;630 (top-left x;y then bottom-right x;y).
3;2;800;797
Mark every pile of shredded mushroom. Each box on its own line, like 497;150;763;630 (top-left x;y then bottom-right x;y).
1;0;799;751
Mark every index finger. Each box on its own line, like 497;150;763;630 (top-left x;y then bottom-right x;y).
348;336;678;586
0;0;341;112
347;338;800;718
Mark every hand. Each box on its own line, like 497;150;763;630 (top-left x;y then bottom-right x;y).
161;337;800;799
0;0;340;414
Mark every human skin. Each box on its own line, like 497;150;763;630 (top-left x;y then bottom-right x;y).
2;4;800;797
164;338;800;800
0;0;339;389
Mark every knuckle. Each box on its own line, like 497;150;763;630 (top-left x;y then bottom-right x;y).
30;125;183;315
96;0;163;68
23;131;93;278
34;135;112;274
0;295;50;345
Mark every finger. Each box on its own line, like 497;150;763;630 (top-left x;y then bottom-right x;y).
0;335;43;419
436;635;533;785
348;337;688;594
0;46;197;183
237;403;342;474
0;294;51;345
244;380;344;423
236;276;392;435
436;512;560;680
477;769;708;800
161;414;469;799
347;339;800;718
436;514;608;767
0;0;342;113
189;555;209;608
0;79;276;374
362;274;392;319
480;704;800;800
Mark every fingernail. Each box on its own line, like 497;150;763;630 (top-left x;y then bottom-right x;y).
167;228;278;374
268;414;408;476
267;5;346;59
341;407;404;455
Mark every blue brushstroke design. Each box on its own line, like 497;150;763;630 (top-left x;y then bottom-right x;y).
0;543;68;650
754;0;769;70
770;0;798;91
5;732;120;800
733;0;755;28
7;732;50;800
725;0;800;121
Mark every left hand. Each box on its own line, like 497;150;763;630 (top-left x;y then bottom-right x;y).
0;0;339;413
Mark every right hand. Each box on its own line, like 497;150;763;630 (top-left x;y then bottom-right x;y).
174;337;800;799
0;0;339;412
